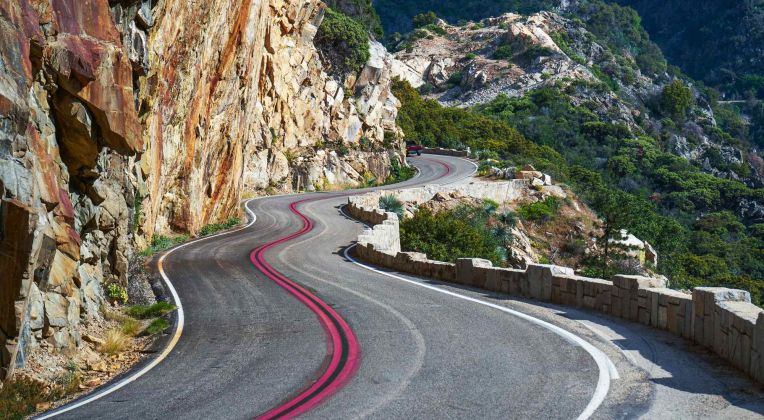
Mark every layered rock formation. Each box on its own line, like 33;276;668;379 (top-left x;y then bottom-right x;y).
138;0;401;237
0;0;144;378
1;0;402;380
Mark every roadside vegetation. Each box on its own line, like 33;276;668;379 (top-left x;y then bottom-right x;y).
400;201;517;266
199;217;241;236
393;76;764;305
0;374;79;419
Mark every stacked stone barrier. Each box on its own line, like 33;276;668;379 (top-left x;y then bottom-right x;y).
421;147;469;157
347;195;764;383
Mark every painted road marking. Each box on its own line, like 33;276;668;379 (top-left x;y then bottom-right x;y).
341;204;619;420
37;202;258;419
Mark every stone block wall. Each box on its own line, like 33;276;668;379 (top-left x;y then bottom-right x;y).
421;147;469;157
349;199;764;384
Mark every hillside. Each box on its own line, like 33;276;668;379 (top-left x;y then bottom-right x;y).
388;11;764;304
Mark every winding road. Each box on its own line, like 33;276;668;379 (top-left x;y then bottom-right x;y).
44;155;635;419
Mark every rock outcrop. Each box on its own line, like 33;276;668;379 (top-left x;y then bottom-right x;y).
137;0;401;237
0;0;403;380
392;11;764;192
0;0;144;378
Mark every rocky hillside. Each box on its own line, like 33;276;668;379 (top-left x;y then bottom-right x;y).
388;12;764;304
612;0;764;99
0;0;402;380
391;12;764;191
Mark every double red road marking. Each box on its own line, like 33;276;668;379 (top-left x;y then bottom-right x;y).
250;198;360;419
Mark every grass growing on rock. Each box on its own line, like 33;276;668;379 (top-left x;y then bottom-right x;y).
126;301;176;319
145;318;170;335
199;217;241;236
139;234;189;256
0;376;54;419
120;318;142;337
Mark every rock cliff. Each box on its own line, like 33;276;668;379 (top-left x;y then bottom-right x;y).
0;0;402;379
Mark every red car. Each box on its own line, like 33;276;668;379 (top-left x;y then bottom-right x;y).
406;140;423;156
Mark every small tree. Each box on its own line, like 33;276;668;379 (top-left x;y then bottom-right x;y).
412;11;438;28
661;80;693;120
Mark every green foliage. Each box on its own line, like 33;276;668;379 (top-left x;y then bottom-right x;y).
392;78;566;175
316;8;371;75
145;318;170;335
385;158;417;184
477;83;763;301
517;197;562;222
126;301;177;319
0;376;61;419
412;11;439;28
400;206;502;264
106;283;128;304
661;80;694;120
446;71;463;86
379;195;404;218
139;234;190;256
323;0;384;38
492;45;513;60
199;217;241;236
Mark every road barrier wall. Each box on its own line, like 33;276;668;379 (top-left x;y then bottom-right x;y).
347;196;764;383
422;147;469;157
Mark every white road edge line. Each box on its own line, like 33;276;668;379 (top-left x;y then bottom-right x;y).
37;200;258;419
341;204;618;420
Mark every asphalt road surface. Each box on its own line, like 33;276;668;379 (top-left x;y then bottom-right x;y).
45;155;644;419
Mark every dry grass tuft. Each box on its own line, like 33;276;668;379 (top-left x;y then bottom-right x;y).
98;329;130;356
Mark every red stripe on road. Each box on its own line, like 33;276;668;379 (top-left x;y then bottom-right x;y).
250;198;360;420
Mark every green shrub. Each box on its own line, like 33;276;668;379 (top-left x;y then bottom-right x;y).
0;376;56;419
446;71;463;86
401;207;500;264
385;157;416;184
517;197;562;222
661;80;694;120
126;301;176;319
379;195;404;218
145;318;170;335
106;283;128;304
315;8;370;75
493;45;513;60
139;234;190;256
464;53;476;60
412;11;438;28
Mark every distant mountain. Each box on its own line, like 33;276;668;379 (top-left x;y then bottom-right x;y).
374;0;764;99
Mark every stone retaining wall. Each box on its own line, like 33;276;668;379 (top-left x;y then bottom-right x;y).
348;198;764;383
422;147;469;157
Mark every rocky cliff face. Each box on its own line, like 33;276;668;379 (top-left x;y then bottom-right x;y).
0;0;401;379
137;0;401;238
0;0;144;379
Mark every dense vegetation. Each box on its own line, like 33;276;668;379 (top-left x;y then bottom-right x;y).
324;0;384;39
392;78;566;174
394;78;764;304
315;8;371;75
613;0;764;99
400;202;517;265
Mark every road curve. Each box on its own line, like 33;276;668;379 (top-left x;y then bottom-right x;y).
46;155;609;419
